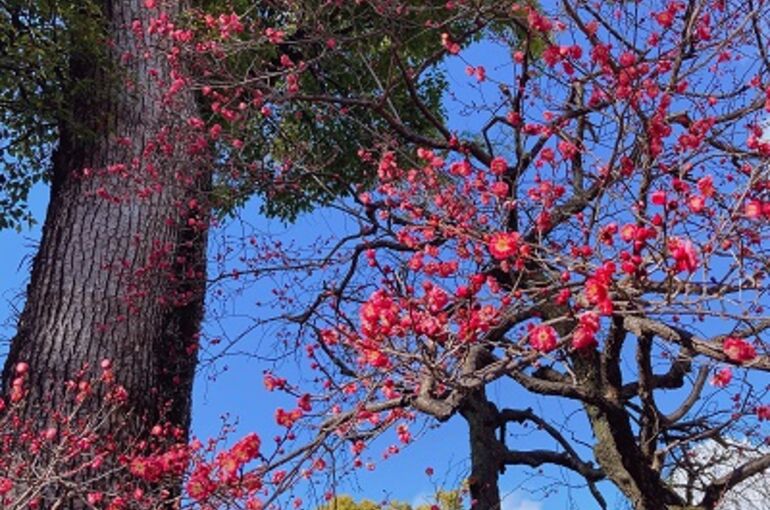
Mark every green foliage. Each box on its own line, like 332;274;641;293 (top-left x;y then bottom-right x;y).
0;0;104;230
0;0;452;227
199;0;545;222
317;495;381;510
498;0;549;58
196;1;457;222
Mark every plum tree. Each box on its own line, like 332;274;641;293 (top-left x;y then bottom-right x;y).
191;1;770;509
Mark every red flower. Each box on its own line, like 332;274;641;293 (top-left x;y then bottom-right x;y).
670;238;699;273
579;312;600;332
651;190;667;206
711;367;732;387
275;408;303;427
745;200;763;219
572;312;601;349
530;324;558;353
620;223;637;242
490;181;509;198
655;10;674;28
0;477;14;496
618;51;636;67
723;337;756;364
572;327;597;350
488;232;521;260
584;278;608;305
697;175;714;197
490;156;508;175
231;433;261;463
440;33;460;54
688;195;705;213
187;466;215;502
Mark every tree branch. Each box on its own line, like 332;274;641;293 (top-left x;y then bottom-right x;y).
700;453;770;509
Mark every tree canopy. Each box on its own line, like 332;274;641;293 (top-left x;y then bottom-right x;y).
0;0;467;227
0;0;104;229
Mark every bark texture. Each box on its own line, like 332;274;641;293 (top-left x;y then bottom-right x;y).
2;0;206;506
461;390;503;510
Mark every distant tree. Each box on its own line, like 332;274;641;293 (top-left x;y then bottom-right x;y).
317;495;381;510
317;491;463;510
0;0;100;229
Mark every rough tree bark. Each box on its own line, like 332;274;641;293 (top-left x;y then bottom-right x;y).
461;390;503;510
2;0;206;504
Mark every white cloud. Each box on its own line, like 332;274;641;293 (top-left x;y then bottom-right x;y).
410;488;542;510
410;491;433;508
501;492;543;510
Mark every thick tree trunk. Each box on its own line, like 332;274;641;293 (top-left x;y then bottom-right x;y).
571;344;688;510
2;0;206;506
461;390;503;510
